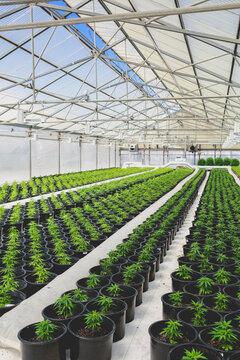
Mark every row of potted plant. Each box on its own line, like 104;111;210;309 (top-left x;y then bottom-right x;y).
17;169;206;360
0;167;154;204
0;168;190;231
232;166;240;180
197;158;239;166
0;168;193;316
151;169;240;360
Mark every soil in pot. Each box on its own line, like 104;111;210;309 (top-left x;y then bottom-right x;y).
111;272;144;306
61;289;99;305
171;270;200;292
89;265;119;279
223;285;240;304
183;283;220;299
100;285;137;323
161;292;199;320
18;322;67;360
86;299;127;342
199;328;240;358
148;320;198;360
177;308;222;332
202;294;239;316
68;315;115;360
0;290;26;317
24;273;57;297
76;276;110;292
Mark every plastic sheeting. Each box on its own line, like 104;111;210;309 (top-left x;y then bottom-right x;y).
0;135;119;184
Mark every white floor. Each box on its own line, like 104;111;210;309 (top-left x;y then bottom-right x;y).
111;172;209;360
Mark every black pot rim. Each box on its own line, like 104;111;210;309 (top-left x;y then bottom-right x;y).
68;315;116;340
17;322;67;345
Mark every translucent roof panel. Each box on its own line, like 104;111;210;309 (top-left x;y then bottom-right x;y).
0;0;239;146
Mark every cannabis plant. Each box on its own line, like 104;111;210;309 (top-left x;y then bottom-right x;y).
97;296;115;313
160;320;183;344
85;310;104;336
107;284;122;297
182;349;207;360
197;277;215;295
87;274;101;288
54;294;75;318
209;321;237;351
176;265;192;280
189;301;207;326
169;292;184;307
35;319;57;342
214;292;229;312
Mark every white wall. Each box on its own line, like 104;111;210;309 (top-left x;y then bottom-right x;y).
0;131;120;184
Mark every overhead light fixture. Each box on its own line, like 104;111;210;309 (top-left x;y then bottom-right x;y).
85;122;91;134
17;109;26;124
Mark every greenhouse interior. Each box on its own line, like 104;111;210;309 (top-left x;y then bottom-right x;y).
1;1;240;360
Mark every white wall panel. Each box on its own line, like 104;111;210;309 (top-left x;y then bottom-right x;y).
0;136;29;184
98;144;109;169
31;139;58;177
81;142;96;171
60;142;79;174
110;146;116;167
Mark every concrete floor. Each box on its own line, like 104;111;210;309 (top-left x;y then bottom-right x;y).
110;172;209;360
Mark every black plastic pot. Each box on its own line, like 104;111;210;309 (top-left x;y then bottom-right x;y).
100;285;137;323
167;343;224;360
111;272;144;306
42;302;84;359
120;263;151;292
68;315;115;360
202;294;239;316
199;328;240;359
99;256;127;268
89;265;119;279
148;320;198;360
51;257;79;275
177;308;222;332
61;288;99;305
18;322;67;360
227;351;240;360
86;299;127;342
76;276;110;292
171;271;200;292
70;244;95;259
223;285;240;304
0;290;26;317
128;255;157;281
24;273;57;297
161;292;199;320
183;283;220;299
191;263;220;276
225;310;240;331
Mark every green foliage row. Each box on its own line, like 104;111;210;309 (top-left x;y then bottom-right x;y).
197;157;239;166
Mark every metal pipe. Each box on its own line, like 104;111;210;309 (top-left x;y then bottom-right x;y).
1;2;240;31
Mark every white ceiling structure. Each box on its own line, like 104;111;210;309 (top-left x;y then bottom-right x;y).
0;0;240;148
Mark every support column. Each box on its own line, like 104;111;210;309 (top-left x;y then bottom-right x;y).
119;145;122;168
79;138;82;171
108;142;111;168
96;139;98;169
148;145;151;165
115;142;117;167
58;132;61;174
29;138;32;179
213;144;216;159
